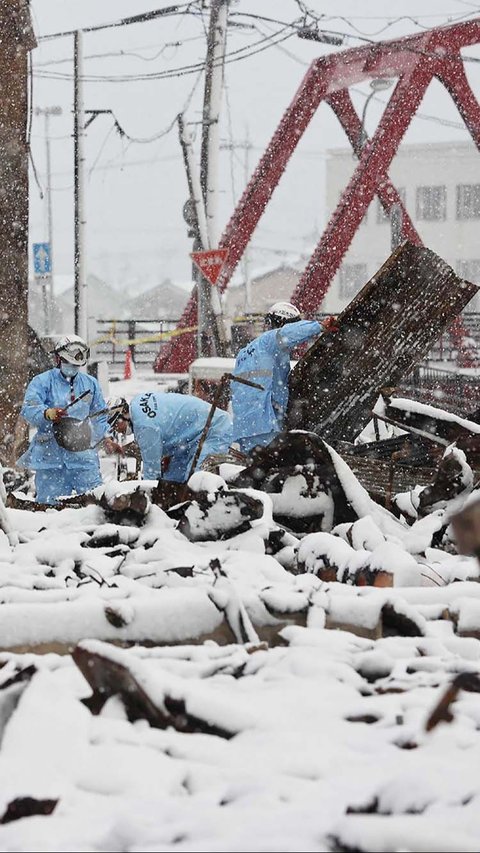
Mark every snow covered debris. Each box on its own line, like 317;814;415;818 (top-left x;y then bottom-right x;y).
2;424;480;848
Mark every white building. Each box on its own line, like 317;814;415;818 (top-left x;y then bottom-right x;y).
322;141;480;314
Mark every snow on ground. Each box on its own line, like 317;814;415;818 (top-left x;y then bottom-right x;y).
2;371;480;849
1;476;480;852
108;368;185;403
3;628;480;851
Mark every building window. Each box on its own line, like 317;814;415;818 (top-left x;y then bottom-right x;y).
416;185;446;221
457;259;480;283
456;184;480;220
339;263;367;299
376;188;406;224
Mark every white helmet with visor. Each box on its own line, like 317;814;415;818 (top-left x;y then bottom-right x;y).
53;335;90;366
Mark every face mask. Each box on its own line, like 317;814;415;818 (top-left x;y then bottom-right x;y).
60;363;79;378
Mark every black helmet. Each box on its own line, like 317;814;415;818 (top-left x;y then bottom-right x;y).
106;397;129;428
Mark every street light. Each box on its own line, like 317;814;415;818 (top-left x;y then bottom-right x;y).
354;79;404;250
357;78;393;150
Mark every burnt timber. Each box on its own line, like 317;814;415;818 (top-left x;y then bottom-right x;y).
286;242;478;442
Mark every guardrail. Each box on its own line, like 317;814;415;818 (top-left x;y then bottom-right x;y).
94;312;480;375
94;319;181;368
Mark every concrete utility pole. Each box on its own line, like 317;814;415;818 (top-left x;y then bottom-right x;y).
35;106;62;334
201;0;229;245
73;30;88;341
178;115;212;358
0;0;36;465
197;0;229;356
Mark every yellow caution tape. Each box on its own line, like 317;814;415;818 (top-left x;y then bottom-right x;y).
91;325;198;348
91;313;262;348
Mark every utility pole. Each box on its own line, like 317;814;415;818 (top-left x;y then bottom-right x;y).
201;0;229;244
35;105;62;334
178;115;211;359
220;128;253;313
73;30;88;341
197;0;229;356
0;0;35;465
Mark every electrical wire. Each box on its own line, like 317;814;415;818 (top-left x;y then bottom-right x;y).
27;53;45;201
27;53;33;146
293;0;478;29
108;66;203;144
253;20;473;135
88;123;117;179
83;66;203;182
29;148;44;200
33;24;297;83
34;34;207;68
289;3;480;65
37;2;202;42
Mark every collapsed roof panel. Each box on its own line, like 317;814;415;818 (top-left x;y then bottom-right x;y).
287;242;478;442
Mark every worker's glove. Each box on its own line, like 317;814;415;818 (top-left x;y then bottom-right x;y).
44;407;67;422
103;436;124;456
321;315;339;333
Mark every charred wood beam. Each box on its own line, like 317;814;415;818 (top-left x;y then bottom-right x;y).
72;643;234;739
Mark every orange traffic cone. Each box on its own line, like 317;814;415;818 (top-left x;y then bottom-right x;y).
123;348;133;380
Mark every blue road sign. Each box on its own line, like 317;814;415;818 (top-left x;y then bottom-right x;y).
33;242;51;276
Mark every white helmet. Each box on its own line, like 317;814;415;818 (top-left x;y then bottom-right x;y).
53;335;90;366
266;301;301;327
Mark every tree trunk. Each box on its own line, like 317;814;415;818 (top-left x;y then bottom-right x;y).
0;1;35;465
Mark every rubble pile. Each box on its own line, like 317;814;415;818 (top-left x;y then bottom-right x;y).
1;406;480;654
0;418;480;847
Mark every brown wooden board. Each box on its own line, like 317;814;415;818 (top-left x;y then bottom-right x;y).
287;242;478;442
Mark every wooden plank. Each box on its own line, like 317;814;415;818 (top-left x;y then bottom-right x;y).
287;242;478;441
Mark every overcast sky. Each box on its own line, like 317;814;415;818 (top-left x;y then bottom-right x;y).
29;0;480;296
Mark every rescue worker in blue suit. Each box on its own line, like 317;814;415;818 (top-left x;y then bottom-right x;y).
17;335;118;504
231;301;338;453
108;391;232;483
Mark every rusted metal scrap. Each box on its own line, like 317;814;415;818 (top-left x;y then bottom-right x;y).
287;242;478;442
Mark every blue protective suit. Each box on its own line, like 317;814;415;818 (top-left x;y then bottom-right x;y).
231;319;322;452
129;391;232;482
17;368;108;504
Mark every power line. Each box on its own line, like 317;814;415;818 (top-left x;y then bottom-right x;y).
252;20;474;135
37;2;202;42
34;34;207;67
290;4;480;65
33;24;296;83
